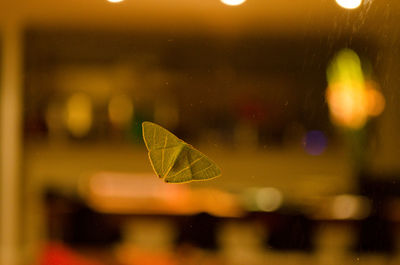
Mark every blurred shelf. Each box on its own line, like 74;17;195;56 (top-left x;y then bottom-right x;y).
25;140;354;202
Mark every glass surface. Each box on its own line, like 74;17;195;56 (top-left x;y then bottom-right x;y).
1;0;400;264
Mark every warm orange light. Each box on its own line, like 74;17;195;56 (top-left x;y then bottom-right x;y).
366;87;385;117
107;0;124;3
326;83;368;129
326;83;385;129
326;49;385;129
220;0;247;6
82;171;243;217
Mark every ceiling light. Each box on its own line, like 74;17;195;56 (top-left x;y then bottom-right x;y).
335;0;362;9
220;0;247;6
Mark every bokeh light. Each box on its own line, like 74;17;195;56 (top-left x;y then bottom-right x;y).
64;93;93;137
326;49;385;129
220;0;247;6
242;187;283;212
255;187;283;212
366;85;386;116
303;130;327;156
332;194;371;220
335;0;362;9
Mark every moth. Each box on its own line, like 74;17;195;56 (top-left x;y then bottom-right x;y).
142;121;221;183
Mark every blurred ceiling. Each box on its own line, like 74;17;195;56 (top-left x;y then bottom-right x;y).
1;0;398;35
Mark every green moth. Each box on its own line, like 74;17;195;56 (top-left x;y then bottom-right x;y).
142;121;221;183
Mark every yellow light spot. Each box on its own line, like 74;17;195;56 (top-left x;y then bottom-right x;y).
108;95;134;127
107;0;124;3
220;0;247;6
65;93;92;137
335;0;362;9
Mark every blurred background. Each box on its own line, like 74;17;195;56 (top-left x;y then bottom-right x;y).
1;0;400;264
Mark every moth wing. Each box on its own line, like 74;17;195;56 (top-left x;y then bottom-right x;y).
143;122;185;178
148;146;183;178
142;121;182;151
164;145;221;183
